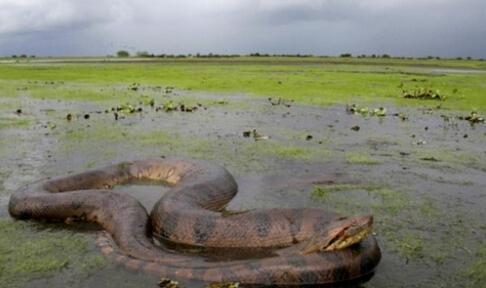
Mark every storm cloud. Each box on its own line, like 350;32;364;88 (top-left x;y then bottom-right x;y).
0;0;485;57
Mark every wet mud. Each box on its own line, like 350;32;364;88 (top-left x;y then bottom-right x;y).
0;87;485;287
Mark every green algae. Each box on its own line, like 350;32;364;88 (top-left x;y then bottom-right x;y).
462;244;486;287
312;184;409;219
135;130;332;173
408;147;485;171
345;152;381;165
0;116;31;130
413;148;478;164
242;140;332;162
0;219;107;287
310;183;458;261
312;184;379;198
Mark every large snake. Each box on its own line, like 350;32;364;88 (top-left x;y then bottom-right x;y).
8;158;381;286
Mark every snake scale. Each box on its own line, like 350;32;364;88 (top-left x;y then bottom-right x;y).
9;157;381;286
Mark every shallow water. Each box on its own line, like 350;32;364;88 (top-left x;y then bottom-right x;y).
0;89;485;287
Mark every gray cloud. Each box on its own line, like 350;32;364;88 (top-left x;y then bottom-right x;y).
0;0;130;34
0;0;485;57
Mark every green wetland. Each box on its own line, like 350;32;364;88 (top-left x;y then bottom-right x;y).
0;57;485;287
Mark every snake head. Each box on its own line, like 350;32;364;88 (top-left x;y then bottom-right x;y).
299;215;373;254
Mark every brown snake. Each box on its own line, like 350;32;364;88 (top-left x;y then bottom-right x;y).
9;157;381;286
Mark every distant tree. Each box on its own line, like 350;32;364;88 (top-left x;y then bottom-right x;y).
12;55;17;58
136;51;150;57
382;54;391;58
340;53;352;58
466;56;472;60
117;50;130;57
20;54;27;58
456;57;463;60
29;55;36;58
371;54;377;58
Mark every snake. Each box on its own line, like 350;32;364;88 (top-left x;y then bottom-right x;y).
8;157;381;286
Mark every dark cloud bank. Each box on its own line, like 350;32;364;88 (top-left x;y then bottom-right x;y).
0;0;485;58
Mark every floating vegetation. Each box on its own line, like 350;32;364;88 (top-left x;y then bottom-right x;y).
415;140;427;145
138;95;156;107
346;104;369;115
206;282;239;288
159;101;176;112
165;86;175;94
155;101;201;113
128;82;140;91
399;83;446;100
346;104;387;117
158;278;179;288
371;107;387;117
394;112;408;121
242;129;270;141
268;97;292;107
459;111;484;124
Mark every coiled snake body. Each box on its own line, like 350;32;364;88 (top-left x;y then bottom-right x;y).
9;158;381;286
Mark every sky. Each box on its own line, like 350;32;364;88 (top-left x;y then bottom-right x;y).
0;0;485;58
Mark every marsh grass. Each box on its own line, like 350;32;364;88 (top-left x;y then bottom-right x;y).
0;116;31;130
410;147;484;171
1;57;485;111
311;181;475;265
345;152;381;165
462;244;486;287
0;219;106;287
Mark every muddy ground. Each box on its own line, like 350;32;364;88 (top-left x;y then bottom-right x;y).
0;87;485;287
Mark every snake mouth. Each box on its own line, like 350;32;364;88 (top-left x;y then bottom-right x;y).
324;222;373;251
298;214;374;254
